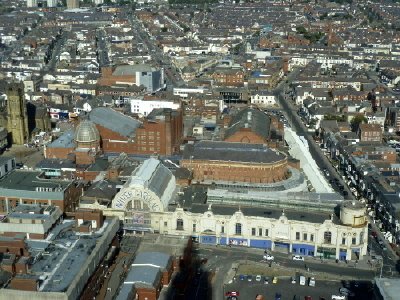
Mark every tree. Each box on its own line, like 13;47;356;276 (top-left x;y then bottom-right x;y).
350;114;367;131
296;26;307;35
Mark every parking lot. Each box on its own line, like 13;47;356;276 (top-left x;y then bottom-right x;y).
224;276;374;300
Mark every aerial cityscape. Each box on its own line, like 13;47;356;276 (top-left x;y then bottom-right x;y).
0;0;399;299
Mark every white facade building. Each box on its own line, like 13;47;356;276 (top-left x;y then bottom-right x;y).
27;0;38;7
80;157;369;261
47;0;58;7
250;91;276;107
130;98;180;116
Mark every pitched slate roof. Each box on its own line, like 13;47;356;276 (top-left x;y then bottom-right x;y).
89;107;141;138
225;108;270;141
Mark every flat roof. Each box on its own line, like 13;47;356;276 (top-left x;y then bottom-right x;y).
133;252;171;270
28;219;115;293
0;170;71;200
173;185;339;224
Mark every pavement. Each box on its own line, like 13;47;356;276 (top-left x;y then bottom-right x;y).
2;144;44;168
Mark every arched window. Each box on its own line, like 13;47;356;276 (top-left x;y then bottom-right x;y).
235;223;242;235
176;219;184;231
324;231;332;244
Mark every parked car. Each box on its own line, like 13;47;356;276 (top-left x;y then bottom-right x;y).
339;287;354;297
247;275;252;282
264;276;270;284
256;275;262;282
291;276;296;284
293;255;305;261
275;293;281;300
263;254;274;261
239;274;245;281
309;277;316;287
299;275;306;286
331;296;346;300
305;296;312;300
273;277;278;284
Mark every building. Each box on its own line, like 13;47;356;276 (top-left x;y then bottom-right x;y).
66;0;79;9
0;215;119;300
111;157;176;213
0;204;63;239
98;65;163;93
47;0;57;7
6;84;29;145
116;251;173;300
181;141;288;184
0;156;16;179
130;98;180;116
358;123;382;143
74;120;101;166
250;91;277;107
223;108;283;147
0;170;83;213
0;127;7;151
89;107;182;156
26;0;37;7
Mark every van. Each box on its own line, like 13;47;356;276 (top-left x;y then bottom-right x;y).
299;275;306;286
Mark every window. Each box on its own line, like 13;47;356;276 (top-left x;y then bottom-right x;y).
352;237;356;245
324;231;332;244
4;164;8;173
310;234;314;242
296;232;300;240
360;232;364;244
164;221;167;227
221;226;225;233
303;233;307;241
342;238;346;245
258;228;262;236
265;229;269;236
176;219;184;230
251;228;256;236
235;223;242;235
193;223;196;232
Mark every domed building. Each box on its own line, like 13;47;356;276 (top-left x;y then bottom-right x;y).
74;120;101;165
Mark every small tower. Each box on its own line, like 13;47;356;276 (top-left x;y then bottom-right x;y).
6;83;29;145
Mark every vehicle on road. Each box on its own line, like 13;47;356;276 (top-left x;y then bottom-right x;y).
239;274;245;281
331;296;345;300
256;275;262;282
293;255;304;261
299;275;306;286
247;275;252;282
291;276;296;284
263;254;274;261
309;277;315;287
264;276;269;284
273;277;278;284
304;296;312;300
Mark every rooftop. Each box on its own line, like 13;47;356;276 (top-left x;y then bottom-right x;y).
0;170;70;200
183;141;286;164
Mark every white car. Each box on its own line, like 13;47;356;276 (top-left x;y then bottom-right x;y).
255;275;262;282
331;295;346;300
263;254;274;261
292;255;304;261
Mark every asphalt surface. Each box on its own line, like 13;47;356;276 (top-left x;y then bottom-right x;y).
194;244;376;300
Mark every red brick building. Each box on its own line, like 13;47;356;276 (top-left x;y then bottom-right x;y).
181;141;289;184
358;123;382;143
212;68;245;87
46;107;183;162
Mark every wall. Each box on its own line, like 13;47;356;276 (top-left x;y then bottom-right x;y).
181;159;288;184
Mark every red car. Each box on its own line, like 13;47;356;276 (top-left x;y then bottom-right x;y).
371;231;377;238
